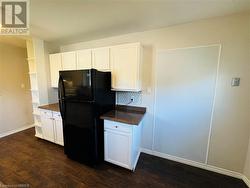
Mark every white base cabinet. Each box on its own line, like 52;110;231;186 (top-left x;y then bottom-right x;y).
104;120;142;171
40;109;64;146
40;110;54;142
53;112;64;146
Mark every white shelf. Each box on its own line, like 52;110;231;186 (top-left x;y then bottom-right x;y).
29;74;38;90
27;57;36;61
33;112;40;116
33;106;40;113
27;39;49;140
30;89;38;92
32;100;40;104
29;72;37;75
31;90;40;104
32;103;39;108
34;122;42;128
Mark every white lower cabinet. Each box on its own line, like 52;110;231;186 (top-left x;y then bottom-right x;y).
53;112;64;146
40;110;54;143
40;109;64;146
104;120;142;171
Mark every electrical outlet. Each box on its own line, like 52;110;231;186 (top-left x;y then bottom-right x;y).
130;95;135;102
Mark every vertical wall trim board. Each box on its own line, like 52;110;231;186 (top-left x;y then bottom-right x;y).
205;44;222;164
151;48;158;151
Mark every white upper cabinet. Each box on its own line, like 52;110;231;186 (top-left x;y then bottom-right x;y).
49;43;143;91
61;51;77;70
92;47;110;70
49;53;62;88
76;49;92;70
110;43;142;91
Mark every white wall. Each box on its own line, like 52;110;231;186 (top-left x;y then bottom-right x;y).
0;43;33;134
154;46;220;163
57;12;250;173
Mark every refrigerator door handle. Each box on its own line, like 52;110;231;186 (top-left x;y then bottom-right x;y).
59;99;65;119
58;75;65;119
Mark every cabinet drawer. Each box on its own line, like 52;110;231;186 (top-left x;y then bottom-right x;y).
40;110;53;118
53;112;62;120
104;120;132;133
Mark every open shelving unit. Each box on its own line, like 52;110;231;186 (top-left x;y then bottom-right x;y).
26;38;49;139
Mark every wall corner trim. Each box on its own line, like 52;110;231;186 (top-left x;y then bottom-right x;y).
140;148;249;188
0;124;35;138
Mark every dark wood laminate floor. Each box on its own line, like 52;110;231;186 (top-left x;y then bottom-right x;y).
0;128;247;188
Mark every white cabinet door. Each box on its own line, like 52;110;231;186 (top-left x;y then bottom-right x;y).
110;43;141;91
61;51;77;70
40;111;55;143
49;53;62;88
76;49;92;70
54;115;64;146
104;130;132;169
92;47;110;70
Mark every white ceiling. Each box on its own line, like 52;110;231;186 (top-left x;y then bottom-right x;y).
30;0;250;44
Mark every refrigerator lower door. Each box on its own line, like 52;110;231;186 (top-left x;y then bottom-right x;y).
63;101;101;165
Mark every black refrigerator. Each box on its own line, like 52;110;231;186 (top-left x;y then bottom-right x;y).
58;69;115;165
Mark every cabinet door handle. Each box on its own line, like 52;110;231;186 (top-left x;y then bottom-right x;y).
115;126;118;128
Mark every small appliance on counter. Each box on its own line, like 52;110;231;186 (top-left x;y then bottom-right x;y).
58;69;115;165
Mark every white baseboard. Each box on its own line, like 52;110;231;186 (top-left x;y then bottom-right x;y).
242;175;250;187
0;124;34;138
141;148;249;187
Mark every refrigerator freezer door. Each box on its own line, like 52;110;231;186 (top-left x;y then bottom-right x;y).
59;70;94;101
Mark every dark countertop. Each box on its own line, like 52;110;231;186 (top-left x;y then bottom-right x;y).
38;103;146;125
100;105;146;125
38;103;60;112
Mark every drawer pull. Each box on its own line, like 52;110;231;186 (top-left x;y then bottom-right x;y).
115;126;118;128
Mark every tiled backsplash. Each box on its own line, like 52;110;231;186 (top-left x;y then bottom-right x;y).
116;91;142;106
51;89;143;106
